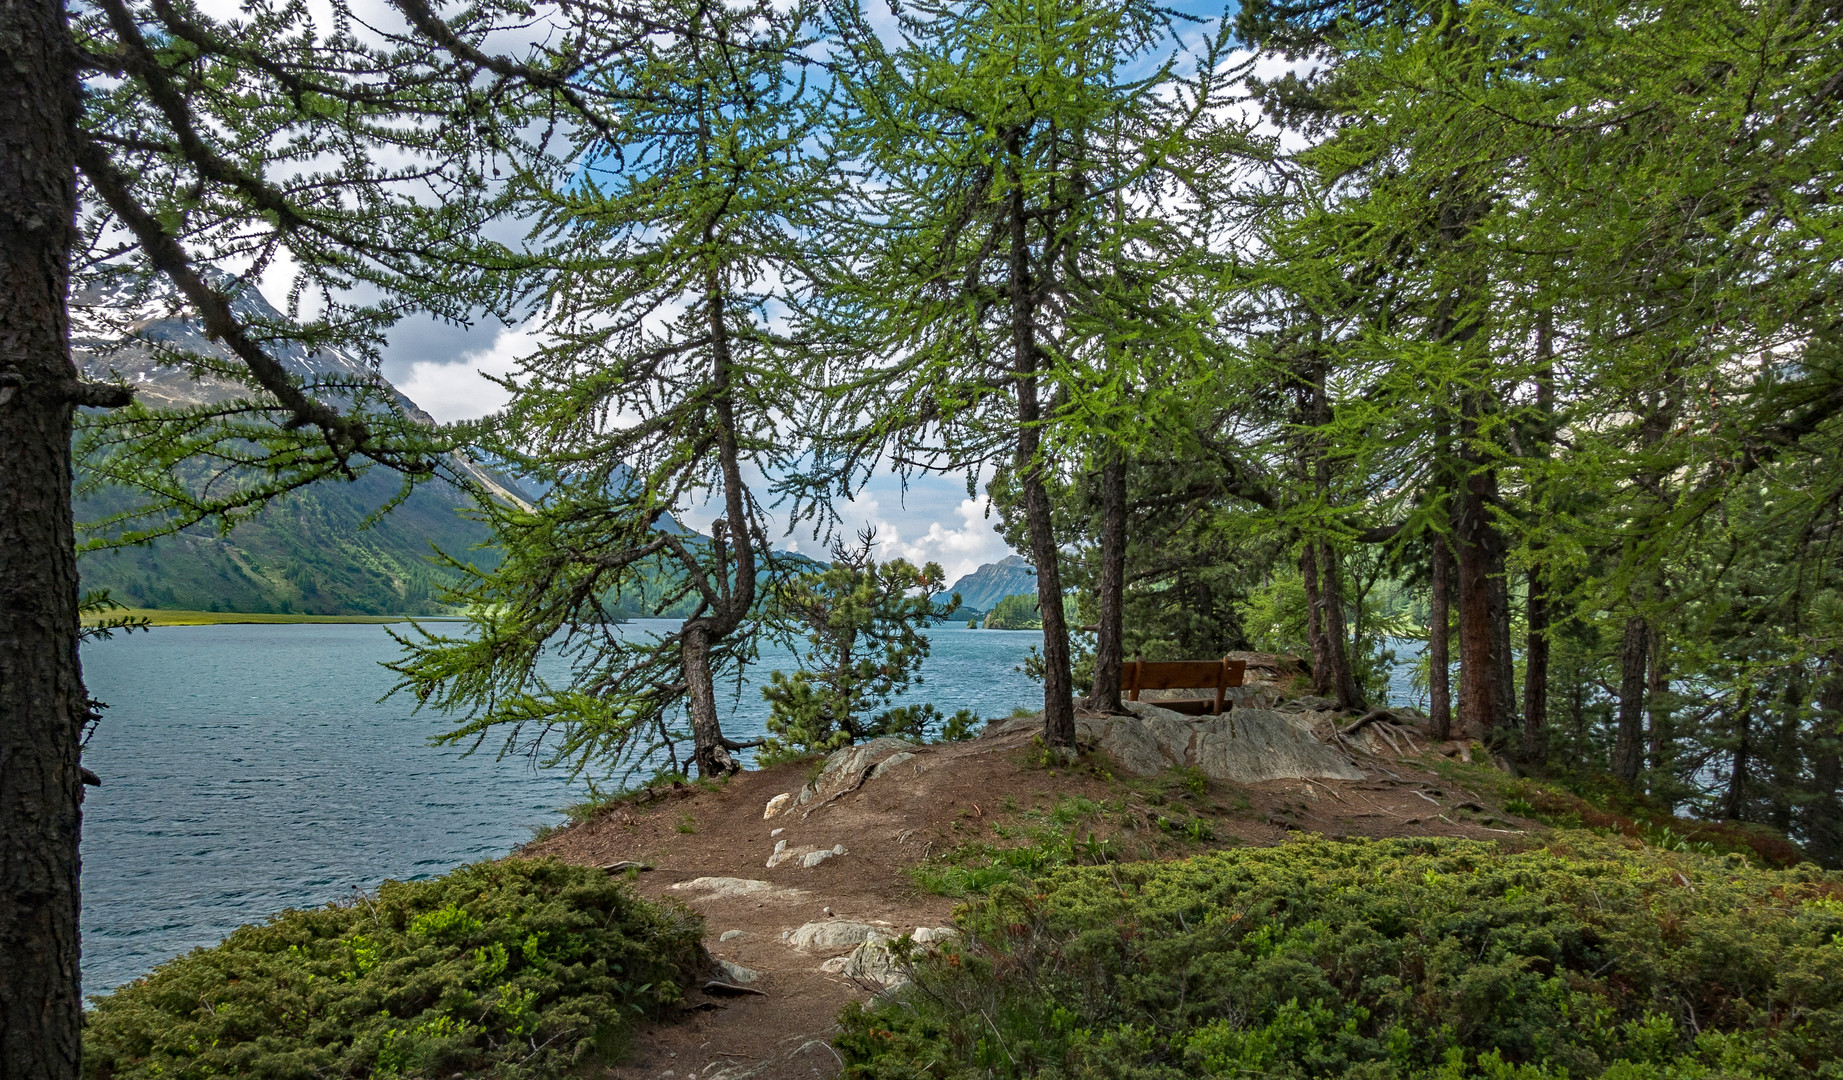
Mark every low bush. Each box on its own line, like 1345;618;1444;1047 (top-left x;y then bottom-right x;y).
84;858;704;1079
839;835;1843;1079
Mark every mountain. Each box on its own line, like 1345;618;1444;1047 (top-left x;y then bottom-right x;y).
937;554;1037;614
72;272;516;616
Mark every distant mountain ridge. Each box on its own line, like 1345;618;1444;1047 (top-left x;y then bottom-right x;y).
72;272;513;616
938;554;1037;614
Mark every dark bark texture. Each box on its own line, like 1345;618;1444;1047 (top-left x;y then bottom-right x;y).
1428;533;1452;741
1453;402;1502;740
1522;565;1549;769
682;264;751;779
1314;540;1364;710
1007;145;1074;747
1088;450;1126;713
1612;615;1649;785
1301;540;1331;695
1;0;87;1073
1806;654;1843;868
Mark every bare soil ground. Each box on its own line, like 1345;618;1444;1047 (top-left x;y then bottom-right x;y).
526;723;1533;1080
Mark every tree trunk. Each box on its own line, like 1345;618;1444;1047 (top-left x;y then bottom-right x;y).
1645;624;1670;794
1315;540;1364;710
1805;654;1843;868
1428;533;1452;741
1453;413;1500;740
682;621;737;778
1007;142;1074;748
1522;315;1552;771
678;256;754;779
1301;540;1332;697
1612;615;1648;785
1;0;86;1072
1723;690;1754;821
1522;564;1549;770
1488;545;1517;735
1088;450;1126;713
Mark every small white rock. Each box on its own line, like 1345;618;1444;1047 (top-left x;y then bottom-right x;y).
763;792;793;819
770;827;784;837
715;958;760;984
719;929;746;942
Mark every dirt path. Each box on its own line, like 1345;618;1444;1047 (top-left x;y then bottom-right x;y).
527;725;1527;1080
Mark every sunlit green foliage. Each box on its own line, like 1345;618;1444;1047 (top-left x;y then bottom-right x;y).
761;534;960;761
82;860;704;1080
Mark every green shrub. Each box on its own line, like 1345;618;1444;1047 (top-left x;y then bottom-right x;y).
839;836;1843;1079
84;858;705;1079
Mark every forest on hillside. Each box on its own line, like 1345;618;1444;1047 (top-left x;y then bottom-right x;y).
43;0;1843;852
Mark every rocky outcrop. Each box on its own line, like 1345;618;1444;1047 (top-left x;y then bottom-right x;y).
791;922;960;991
764;737;922;820
985;701;1365;783
765;841;847;869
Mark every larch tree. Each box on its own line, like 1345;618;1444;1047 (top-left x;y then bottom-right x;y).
389;0;826;782
0;0;654;1068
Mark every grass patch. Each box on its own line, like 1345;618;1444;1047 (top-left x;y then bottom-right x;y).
844;835;1843;1079
84;859;704;1079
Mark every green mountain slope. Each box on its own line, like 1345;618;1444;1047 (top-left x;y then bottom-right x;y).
72;271;508;616
77;470;497;616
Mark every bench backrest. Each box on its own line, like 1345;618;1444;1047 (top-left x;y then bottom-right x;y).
1124;657;1247;714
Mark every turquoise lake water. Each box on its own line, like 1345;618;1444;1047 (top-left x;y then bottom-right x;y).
77;620;1041;996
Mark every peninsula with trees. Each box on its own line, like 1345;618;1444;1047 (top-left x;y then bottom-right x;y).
2;0;1839;1077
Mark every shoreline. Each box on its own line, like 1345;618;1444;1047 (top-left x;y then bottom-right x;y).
83;608;467;627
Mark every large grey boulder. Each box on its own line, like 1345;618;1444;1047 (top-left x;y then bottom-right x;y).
985;703;1364;783
766;737;919;817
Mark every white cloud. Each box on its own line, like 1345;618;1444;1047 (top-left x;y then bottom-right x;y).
835;490;1012;585
395;324;535;422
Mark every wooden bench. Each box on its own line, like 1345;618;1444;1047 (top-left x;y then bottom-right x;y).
1124;657;1247;716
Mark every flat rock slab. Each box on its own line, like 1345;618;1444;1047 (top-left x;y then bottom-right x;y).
985;704;1364;784
786;919;893;951
667;877;811;903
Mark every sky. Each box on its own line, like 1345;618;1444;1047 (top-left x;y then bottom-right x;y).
381;320;1018;582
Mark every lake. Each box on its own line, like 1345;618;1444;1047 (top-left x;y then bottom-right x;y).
77;620;1041;996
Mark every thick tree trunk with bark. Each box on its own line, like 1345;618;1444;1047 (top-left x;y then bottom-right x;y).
1612;615;1648;785
682;621;737;777
1301;541;1332;696
1;0;87;1073
1007;146;1075;748
1315;541;1364;710
1428;533;1452;741
1453;400;1502;740
1089;450;1126;713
